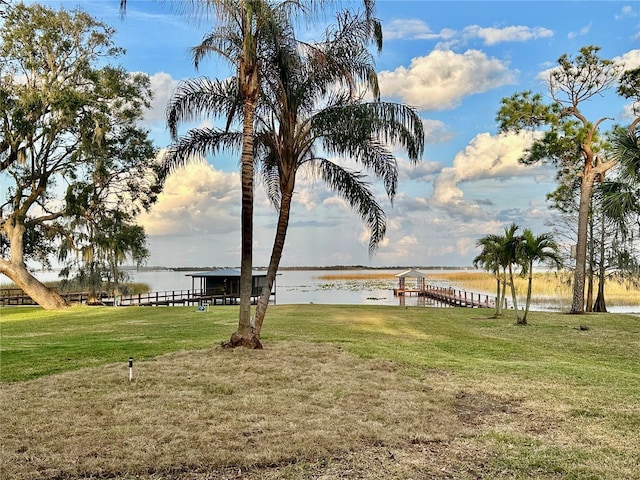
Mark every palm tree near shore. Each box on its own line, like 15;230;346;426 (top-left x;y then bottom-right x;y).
520;229;562;324
473;234;507;318
123;0;286;347
157;0;380;348
165;8;423;338
250;10;424;336
501;223;526;324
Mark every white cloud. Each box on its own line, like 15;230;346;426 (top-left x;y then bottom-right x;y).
398;157;442;183
615;5;637;20
615;49;640;70
568;22;592;40
139;160;239;236
383;19;456;41
378;49;517;111
143;72;180;124
463;25;553;45
422;119;456;145
431;131;542;214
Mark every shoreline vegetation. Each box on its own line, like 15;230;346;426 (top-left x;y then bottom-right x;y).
315;270;640;307
1;305;639;479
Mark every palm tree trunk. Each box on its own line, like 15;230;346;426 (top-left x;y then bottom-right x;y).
585;212;595;312
522;262;533;324
493;276;502;317
226;95;261;349
508;263;523;324
593;215;608;312
501;269;508;312
253;190;293;336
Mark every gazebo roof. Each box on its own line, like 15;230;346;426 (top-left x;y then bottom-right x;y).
395;268;426;278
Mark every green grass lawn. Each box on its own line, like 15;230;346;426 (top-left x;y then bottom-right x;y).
1;304;639;479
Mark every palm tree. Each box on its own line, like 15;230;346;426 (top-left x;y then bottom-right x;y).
594;122;640;310
250;10;423;335
500;223;526;324
161;1;383;347
473;234;507;318
189;2;273;348
520;229;562;323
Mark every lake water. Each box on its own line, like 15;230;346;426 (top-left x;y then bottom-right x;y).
26;268;639;313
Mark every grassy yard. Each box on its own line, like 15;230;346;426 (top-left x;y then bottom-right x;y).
1;305;639;479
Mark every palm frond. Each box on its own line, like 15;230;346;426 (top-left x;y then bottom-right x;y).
313;102;424;161
161;128;242;179
166;77;240;140
318;160;386;255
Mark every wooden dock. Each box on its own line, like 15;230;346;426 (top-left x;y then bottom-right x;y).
117;289;249;307
394;285;496;308
0;288;273;307
0;288;103;306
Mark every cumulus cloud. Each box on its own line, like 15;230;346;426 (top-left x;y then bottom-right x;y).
378;49;517;111
383;18;456;41
615;49;640;69
463;25;553;45
398;157;442;183
139;160;240;236
423;119;456;145
431;131;541;216
143;72;180;124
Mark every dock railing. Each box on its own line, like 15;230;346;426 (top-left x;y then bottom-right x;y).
394;284;499;309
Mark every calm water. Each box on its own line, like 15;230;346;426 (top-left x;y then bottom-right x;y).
131;268;445;307
24;268;640;313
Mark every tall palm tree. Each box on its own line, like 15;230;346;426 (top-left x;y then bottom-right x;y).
161;1;383;347
187;1;281;348
520;229;562;324
473;234;506;318
502;223;526;324
121;0;278;346
250;10;423;335
594;123;640;310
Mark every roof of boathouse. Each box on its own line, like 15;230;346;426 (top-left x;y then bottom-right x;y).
395;268;426;278
187;269;267;278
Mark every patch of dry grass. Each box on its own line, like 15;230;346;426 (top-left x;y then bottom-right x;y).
2;342;476;479
2;306;639;479
3;338;639;479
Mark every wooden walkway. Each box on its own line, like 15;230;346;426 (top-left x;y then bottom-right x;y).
0;288;102;306
394;285;496;308
0;288;271;307
117;289;242;307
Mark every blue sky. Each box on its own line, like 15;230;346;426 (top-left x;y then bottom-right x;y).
30;1;640;267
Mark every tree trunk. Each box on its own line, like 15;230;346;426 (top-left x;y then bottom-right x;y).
253;190;293;336
571;170;596;314
1;222;68;310
225;68;261;349
585;212;595;312
592;282;607;312
493;276;503;318
593;218;608;313
522;262;533;324
508;264;523;324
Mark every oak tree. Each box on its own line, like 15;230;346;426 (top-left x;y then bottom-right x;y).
0;4;159;308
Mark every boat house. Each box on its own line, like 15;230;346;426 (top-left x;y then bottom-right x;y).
187;269;274;305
